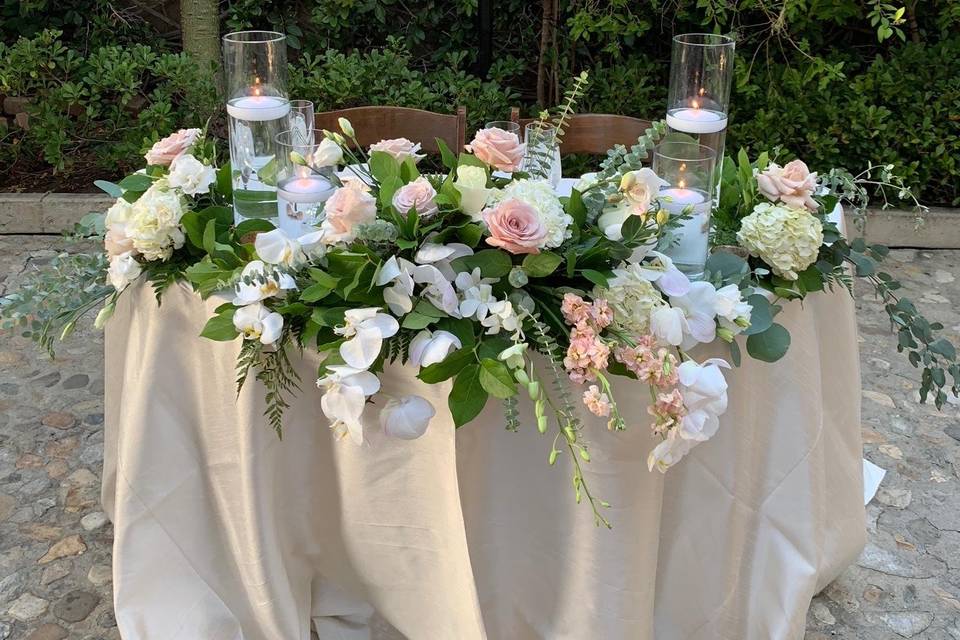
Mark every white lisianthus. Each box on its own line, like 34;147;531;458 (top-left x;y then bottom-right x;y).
255;229;305;267
317;365;381;445
107;251;142;292
600;263;665;336
233;260;297;306
334;308;400;369
232;302;284;345
493;179;572;249
338;117;355;138
409;330;462;367
105;198;133;227
313;138;344;167
620;168;668;214
379;395;436;440
453;165;492;220
167;154;216;196
737;203;823;280
714;284;752;334
125;181;186;261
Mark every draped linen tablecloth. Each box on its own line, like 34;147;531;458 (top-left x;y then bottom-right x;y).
103;271;865;640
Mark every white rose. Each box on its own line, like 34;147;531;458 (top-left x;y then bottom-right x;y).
126;181;185;261
620;168;667;214
233;302;284;345
167;154;216;196
107;251;142;292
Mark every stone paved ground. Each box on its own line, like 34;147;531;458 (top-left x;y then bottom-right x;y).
0;235;959;639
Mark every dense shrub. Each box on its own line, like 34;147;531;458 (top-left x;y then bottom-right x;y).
1;1;958;205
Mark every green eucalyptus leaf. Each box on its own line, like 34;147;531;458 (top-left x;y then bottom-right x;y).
746;323;791;362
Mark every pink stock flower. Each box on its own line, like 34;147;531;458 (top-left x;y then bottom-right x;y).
648;389;687;435
561;293;591;328
144;128;201;166
482;198;547;254
756;159;818;211
615;341;678;389
466;127;525;172
392;177;439;217
583;385;612;417
564;325;610;384
589;299;613;329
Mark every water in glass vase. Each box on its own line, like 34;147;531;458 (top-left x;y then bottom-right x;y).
227;95;291;223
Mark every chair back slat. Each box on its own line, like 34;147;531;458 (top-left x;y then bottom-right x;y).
513;113;653;155
315;106;467;155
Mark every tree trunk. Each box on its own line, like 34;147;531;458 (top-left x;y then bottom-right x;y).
537;0;555;107
180;0;220;70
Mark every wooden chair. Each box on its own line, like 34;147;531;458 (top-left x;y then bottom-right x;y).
315;106;467;154
508;109;653;155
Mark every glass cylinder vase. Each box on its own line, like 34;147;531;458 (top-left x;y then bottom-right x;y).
522;122;562;187
274;130;336;238
665;33;734;195
223;31;291;223
653;141;717;280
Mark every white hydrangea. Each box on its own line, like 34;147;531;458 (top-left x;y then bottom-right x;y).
126;180;186;261
494;179;572;249
597;263;665;336
737;203;823;280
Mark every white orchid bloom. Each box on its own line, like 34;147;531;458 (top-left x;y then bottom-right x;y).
670;281;718;347
414;240;473;281
409;330;462;367
648;429;695;473
255;228;306;267
317;365;381;446
677;358;730;417
334;308;399;369
379;395;436;440
714;284;752;332
233;302;284;345
597;199;633;241
410;263;460;316
456;268;499;320
638;252;691;297
375;256;416;316
453;165;492;220
298;230;327;261
650;305;688;347
233;260;297;306
677;409;720;443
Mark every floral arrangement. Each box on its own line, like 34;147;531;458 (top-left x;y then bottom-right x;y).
2;115;953;527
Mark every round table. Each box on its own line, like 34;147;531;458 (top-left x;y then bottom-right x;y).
101;206;865;640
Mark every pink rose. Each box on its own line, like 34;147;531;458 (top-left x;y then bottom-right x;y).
757;159;818;211
392;177;439;217
144;128;201;166
104;226;135;258
321;181;378;244
466;128;525;172
482;198;546;255
369;138;425;164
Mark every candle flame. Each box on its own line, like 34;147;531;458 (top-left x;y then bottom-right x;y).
698;87;705;96
680;162;687;172
678;179;686;189
253;77;262;96
691;99;700;110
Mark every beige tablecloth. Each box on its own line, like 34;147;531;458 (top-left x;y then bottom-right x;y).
102;277;864;640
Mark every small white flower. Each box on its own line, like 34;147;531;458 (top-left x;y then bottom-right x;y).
379;395;436;440
167;154;216;196
409;330;462;367
107;251;142;292
233;260;297;306
498;343;527;370
255;228;306;267
232;302;284;345
335;308;399;369
458;277;497;321
481;299;520;337
338;117;355;138
312;138;344;168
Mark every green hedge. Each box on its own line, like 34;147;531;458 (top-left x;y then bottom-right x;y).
2;1;959;205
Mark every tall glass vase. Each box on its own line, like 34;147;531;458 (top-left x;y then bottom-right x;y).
223;31;291;223
665;33;734;199
522;122;562;187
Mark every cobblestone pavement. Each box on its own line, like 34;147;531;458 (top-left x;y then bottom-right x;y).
1;235;959;639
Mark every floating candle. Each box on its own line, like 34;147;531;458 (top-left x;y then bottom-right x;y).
658;186;711;276
665;107;728;135
226;95;291;122
277;175;334;204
